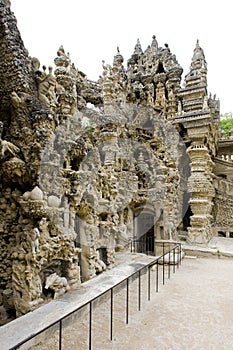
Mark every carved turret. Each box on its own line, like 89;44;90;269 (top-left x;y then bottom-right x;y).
127;39;143;69
185;40;207;88
134;38;143;55
102;47;127;113
178;40;207;113
174;41;219;244
151;35;158;53
126;36;183;114
54;46;78;117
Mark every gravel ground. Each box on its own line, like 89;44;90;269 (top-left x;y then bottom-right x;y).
28;256;233;350
116;257;233;350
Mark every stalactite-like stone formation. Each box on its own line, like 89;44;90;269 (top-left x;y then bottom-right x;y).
0;0;232;325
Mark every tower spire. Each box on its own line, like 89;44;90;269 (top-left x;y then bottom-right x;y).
185;39;207;88
151;35;158;52
127;38;143;68
192;39;206;63
133;38;143;55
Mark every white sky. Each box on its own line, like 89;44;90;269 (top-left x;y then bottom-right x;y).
10;0;233;113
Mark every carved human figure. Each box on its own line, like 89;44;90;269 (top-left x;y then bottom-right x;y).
83;213;99;246
30;227;40;255
0;121;20;158
32;57;57;108
116;213;128;250
146;83;155;106
38;217;50;243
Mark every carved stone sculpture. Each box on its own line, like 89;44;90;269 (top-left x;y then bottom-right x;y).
45;273;70;299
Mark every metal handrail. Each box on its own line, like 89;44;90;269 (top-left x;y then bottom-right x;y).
10;241;182;350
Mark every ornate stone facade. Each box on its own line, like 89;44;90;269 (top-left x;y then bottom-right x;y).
0;1;232;324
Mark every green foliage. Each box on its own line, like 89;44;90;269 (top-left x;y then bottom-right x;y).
220;112;233;136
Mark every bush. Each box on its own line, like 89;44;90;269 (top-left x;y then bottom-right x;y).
220;112;233;136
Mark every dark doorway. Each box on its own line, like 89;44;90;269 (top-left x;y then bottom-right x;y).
183;205;192;230
135;213;155;255
144;225;154;254
98;247;107;265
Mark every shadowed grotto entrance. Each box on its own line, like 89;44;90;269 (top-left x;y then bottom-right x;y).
134;213;155;255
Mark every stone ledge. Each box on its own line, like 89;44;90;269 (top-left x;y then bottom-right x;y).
183;243;233;259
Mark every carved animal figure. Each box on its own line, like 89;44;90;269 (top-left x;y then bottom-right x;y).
45;273;70;298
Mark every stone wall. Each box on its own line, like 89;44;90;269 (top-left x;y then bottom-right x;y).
212;177;233;235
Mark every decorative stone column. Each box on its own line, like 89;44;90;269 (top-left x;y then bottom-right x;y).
54;46;77;118
187;144;215;243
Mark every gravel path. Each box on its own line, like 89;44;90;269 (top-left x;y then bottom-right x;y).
117;257;233;350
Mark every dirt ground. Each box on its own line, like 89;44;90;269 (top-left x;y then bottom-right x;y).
112;257;233;350
30;256;233;350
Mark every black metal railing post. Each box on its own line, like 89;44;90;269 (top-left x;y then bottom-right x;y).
173;247;176;273
89;301;92;350
126;278;129;324
59;319;62;350
179;244;182;265
162;242;165;285
138;270;141;311
168;249;171;279
156;260;159;293
110;288;113;341
148;266;151;301
177;245;180;269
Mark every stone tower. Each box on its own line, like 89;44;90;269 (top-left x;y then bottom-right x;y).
175;40;220;243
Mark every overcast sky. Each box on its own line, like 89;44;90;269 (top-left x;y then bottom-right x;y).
10;0;233;114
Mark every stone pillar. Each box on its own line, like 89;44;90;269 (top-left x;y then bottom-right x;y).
187;144;215;243
54;46;77;118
